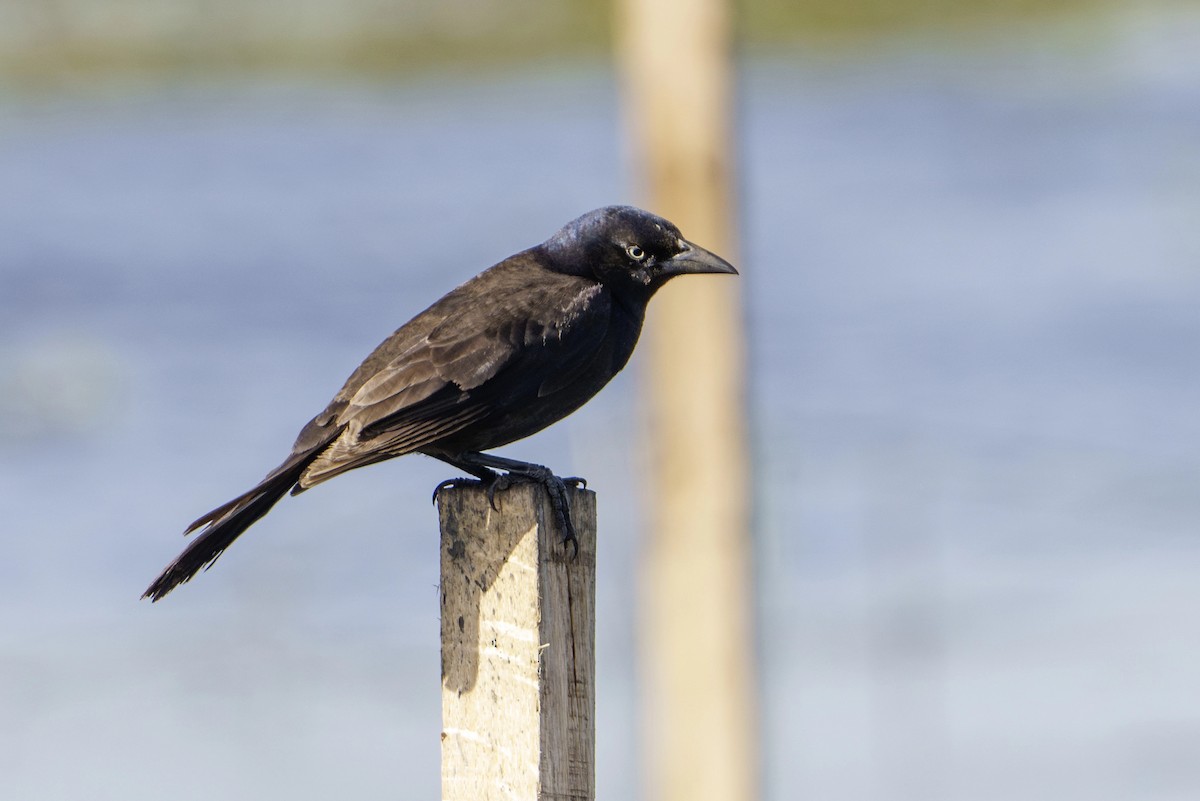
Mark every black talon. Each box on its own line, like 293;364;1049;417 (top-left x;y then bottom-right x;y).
484;474;516;511
432;477;481;504
432;466;503;504
541;474;579;558
557;510;579;558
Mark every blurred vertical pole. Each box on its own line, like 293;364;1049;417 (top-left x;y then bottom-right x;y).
615;2;756;801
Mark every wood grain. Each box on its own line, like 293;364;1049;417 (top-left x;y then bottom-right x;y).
438;483;596;801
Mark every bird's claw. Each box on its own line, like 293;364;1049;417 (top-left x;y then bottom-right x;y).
557;509;579;558
542;473;581;559
484;474;517;511
432;477;482;504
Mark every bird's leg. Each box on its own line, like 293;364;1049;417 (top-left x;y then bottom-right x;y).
447;451;585;556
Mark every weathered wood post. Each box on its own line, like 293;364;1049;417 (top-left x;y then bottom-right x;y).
437;483;596;801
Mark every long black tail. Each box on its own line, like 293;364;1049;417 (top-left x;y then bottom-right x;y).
142;453;317;602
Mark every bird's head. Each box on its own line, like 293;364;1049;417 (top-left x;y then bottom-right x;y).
541;206;737;296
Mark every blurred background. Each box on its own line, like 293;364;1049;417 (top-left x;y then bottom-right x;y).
2;1;1199;799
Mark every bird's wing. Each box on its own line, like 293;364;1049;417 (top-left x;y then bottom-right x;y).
297;269;610;487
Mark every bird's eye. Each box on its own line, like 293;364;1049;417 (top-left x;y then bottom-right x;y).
627;245;646;261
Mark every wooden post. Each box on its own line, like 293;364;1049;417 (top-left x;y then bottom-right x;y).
438;483;596;801
616;1;758;801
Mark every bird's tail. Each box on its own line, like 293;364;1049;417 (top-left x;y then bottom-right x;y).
142;452;318;602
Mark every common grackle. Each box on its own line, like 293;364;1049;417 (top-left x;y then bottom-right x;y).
143;205;736;600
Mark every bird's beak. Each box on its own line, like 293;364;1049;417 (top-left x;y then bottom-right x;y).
660;239;739;277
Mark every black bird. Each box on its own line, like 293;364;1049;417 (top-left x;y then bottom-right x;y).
143;206;737;601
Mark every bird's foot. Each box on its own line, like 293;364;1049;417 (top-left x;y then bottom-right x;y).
485;470;583;557
437;452;587;557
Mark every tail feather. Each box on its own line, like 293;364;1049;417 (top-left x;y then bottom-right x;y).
143;455;314;602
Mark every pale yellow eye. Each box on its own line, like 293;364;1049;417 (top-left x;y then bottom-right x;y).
627;244;646;261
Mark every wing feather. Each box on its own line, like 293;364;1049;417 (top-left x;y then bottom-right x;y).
298;264;612;487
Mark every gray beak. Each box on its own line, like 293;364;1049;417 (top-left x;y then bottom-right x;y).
660;239;738;277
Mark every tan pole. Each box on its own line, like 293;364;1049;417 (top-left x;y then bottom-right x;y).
615;1;757;800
